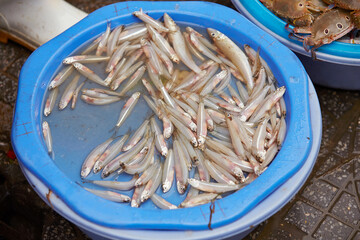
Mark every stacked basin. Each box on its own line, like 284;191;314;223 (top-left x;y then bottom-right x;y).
11;1;321;239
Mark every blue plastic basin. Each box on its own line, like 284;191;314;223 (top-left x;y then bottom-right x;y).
17;78;321;239
11;1;312;231
232;0;360;90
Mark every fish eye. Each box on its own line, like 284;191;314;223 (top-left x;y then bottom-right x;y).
324;28;329;34
299;3;303;7
211;33;215;37
337;23;343;29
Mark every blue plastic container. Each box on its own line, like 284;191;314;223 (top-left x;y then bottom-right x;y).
11;0;312;234
232;0;360;90
17;79;321;240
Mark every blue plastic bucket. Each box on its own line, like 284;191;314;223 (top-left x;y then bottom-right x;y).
11;0;312;235
18;78;321;240
232;0;360;90
16;80;322;240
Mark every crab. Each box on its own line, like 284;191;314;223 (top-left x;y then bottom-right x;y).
321;0;360;26
351;10;360;28
331;0;360;28
324;0;360;10
260;0;315;27
260;0;359;58
287;9;354;58
260;0;331;27
307;0;331;12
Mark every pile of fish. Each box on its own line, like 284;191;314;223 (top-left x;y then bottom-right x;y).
42;9;286;209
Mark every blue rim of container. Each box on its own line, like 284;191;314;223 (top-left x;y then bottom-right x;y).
11;1;312;230
232;0;360;66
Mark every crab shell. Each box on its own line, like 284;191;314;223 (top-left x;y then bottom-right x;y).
293;14;315;27
333;0;360;10
322;0;334;4
307;0;330;12
303;9;354;54
351;11;360;28
261;0;309;19
331;0;360;28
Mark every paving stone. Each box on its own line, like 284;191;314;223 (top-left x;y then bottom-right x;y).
323;161;351;187
354;131;360;154
42;213;88;240
331;192;360;225
7;213;42;239
313;216;353;240
301;180;338;208
7;55;29;78
243;221;305;240
333;132;351;158
242;221;267;240
355;157;360;179
267;229;301;240
0;42;18;70
316;154;343;176
318;90;354;120
354;232;360;240
318;123;336;157
0;74;18;104
0;101;14;137
321;111;335;127
345;182;353;192
284;201;323;234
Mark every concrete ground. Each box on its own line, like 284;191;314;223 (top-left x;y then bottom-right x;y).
0;0;359;239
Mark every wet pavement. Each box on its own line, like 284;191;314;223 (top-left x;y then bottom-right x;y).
0;1;359;239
